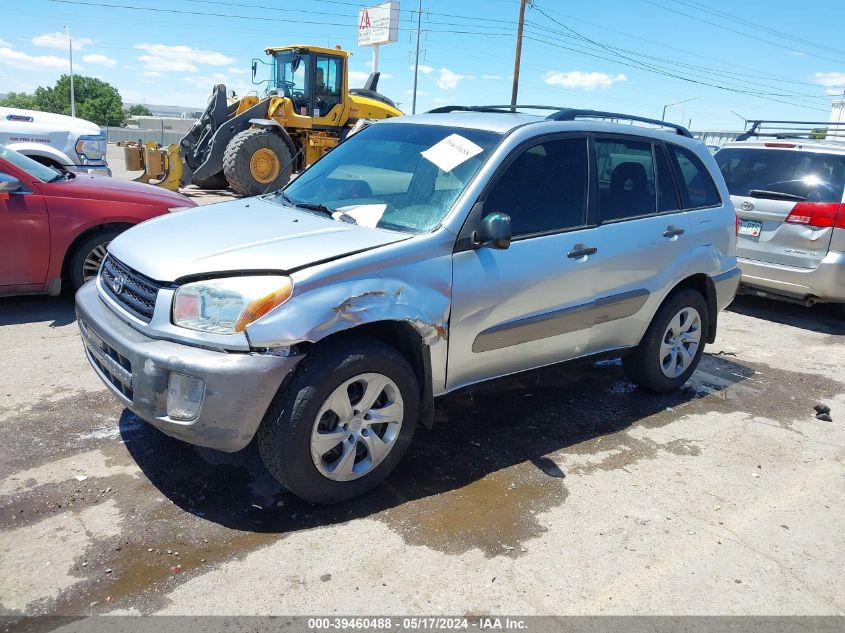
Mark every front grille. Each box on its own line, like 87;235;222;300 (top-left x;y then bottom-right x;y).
100;255;162;323
79;317;133;401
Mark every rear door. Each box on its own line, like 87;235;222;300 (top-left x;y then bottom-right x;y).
716;145;845;269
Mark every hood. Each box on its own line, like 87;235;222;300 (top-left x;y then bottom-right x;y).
107;195;411;282
41;173;195;208
0;106;101;137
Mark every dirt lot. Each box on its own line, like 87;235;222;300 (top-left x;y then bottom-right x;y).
0;152;844;617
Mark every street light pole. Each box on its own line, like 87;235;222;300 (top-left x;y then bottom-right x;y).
65;25;76;118
510;0;528;109
661;96;698;121
411;0;423;114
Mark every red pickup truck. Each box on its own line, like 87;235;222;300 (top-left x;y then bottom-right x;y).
0;144;196;296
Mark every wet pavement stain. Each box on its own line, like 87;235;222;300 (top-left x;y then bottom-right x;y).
2;349;843;617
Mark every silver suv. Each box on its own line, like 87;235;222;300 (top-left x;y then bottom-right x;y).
716;121;845;308
76;107;739;503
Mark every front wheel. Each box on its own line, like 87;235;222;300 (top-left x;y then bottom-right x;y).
223;128;294;196
257;336;420;504
68;229;123;291
622;288;708;393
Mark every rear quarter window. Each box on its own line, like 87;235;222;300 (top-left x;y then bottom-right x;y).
667;144;721;209
716;147;845;204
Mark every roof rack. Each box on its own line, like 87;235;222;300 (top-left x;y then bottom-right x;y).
425;104;693;137
734;120;845;142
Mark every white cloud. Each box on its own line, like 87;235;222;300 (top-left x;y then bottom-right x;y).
83;53;116;68
405;89;429;96
543;70;627;90
349;70;370;85
142;71;162;78
0;45;68;71
32;31;91;50
437;67;474;90
133;43;234;73
481;74;504;81
410;64;433;75
812;71;845;96
228;67;249;75
0;38;10;47
138;55;198;73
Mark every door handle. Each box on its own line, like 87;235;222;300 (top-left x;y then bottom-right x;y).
567;245;598;259
663;226;685;238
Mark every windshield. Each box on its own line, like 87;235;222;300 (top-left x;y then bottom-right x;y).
282;122;502;233
272;50;310;99
716;147;845;203
0;144;62;182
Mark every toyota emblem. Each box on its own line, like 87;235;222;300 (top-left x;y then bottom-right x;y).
111;274;126;295
740;201;754;211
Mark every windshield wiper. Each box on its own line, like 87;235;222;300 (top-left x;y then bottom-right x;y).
749;189;807;202
279;193;358;224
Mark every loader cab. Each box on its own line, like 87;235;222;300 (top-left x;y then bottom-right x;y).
267;46;347;125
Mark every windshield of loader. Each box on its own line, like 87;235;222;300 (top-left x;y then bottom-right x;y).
281;122;502;233
273;50;310;105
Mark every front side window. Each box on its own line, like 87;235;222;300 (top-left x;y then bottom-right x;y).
484;137;588;237
315;56;343;116
282;123;501;233
595;138;656;221
669;145;721;208
716;147;845;204
273;50;311;113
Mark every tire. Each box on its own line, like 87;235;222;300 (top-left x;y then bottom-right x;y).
68;228;123;291
222;128;293;197
257;335;420;504
622;288;709;393
191;171;229;190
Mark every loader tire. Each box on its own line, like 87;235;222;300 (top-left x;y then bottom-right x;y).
223;128;293;197
191;171;229;190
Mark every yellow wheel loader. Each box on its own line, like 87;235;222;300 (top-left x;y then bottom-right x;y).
125;45;402;196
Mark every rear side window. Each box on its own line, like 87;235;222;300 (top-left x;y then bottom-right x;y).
716;147;845;204
668;145;721;208
485;137;588;237
595;138;656;221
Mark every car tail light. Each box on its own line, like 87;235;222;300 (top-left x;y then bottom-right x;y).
735;212;740;236
785;202;844;229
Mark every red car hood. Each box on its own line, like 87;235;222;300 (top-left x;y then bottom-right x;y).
40;173;195;207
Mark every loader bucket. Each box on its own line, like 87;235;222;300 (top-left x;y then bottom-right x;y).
118;140;184;191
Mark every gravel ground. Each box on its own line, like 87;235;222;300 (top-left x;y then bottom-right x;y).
0;146;843;619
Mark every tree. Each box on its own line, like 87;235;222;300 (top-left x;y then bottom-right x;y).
126;104;153;117
33;75;125;126
0;92;40;110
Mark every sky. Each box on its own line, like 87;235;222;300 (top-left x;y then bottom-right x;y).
1;0;844;130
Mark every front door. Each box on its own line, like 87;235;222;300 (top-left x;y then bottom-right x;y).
448;135;599;390
0;168;49;287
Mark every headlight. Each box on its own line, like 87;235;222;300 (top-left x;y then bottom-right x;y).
75;134;106;161
172;275;293;334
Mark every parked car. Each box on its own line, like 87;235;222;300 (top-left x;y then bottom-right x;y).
0;106;110;175
716;136;845;309
76;107;740;504
0;144;196;296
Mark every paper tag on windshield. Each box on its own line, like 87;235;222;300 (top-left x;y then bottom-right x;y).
421;134;484;172
335;204;387;228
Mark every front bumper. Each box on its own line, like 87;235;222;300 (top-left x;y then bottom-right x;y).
68;163;112;177
738;250;845;303
75;281;302;451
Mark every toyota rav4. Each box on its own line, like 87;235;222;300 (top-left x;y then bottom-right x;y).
76;106;740;504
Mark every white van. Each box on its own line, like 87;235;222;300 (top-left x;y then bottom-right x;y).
0;106;110;175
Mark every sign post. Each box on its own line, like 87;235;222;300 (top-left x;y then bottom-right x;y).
357;1;400;74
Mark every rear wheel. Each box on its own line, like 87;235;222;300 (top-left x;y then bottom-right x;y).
622;288;708;393
223;128;293;196
257;336;419;504
68;228;123;290
191;171;229;190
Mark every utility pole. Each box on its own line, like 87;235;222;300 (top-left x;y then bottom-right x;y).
65;25;76;118
411;0;423;114
510;0;528;109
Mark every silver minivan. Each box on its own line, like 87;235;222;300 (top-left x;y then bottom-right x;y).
716;131;845;308
76;107;739;503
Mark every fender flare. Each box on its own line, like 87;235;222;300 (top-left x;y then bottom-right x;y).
248;118;298;156
6;142;73;167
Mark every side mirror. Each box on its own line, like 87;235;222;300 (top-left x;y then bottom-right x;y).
251;60;258;81
477;212;512;249
0;174;21;194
